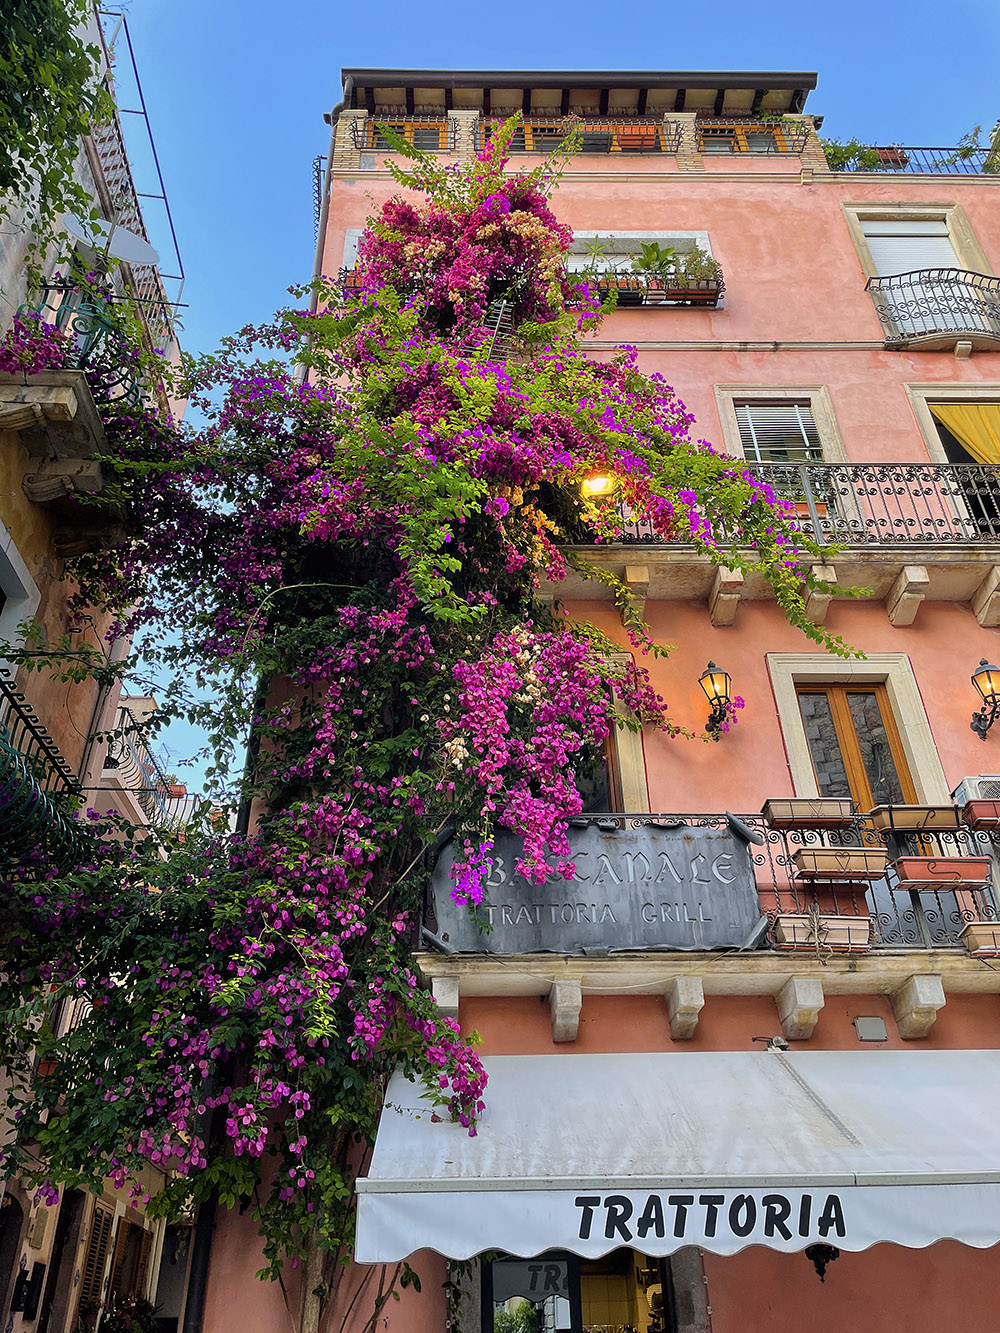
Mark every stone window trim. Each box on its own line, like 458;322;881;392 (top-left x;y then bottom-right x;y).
0;522;41;663
603;651;651;814
766;652;950;804
713;384;848;463
905;382;1000;464
840;202;994;281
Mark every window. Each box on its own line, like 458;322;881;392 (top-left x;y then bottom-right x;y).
734;400;824;465
484;1251;689;1333
79;1201;115;1307
362;119;450;152
0;521;41;657
905;386;1000;539
860;219;960;275
696;121;806;154
797;684;916;808
766;653;950;805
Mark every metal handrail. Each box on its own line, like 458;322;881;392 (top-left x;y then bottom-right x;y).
0;673;83;866
604;461;1000;548
559;812;997;950
481;116;681;154
865;268;1000;345
835;145;1000;175
29;282;145;406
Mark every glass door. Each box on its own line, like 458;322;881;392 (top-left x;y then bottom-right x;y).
796;685;963;945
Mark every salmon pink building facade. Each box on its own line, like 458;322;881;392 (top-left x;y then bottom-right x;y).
203;69;1000;1333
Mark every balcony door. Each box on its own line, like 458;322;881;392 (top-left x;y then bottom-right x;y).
797;685;916;809
929;403;1000;539
862;219;972;337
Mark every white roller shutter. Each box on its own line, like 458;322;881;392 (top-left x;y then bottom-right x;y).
862;219;959;275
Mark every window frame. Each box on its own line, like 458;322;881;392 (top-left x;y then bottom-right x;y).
767;653;950;804
0;521;42;661
796;682;919;807
905;382;1000;464
841;202;994;281
714;385;847;464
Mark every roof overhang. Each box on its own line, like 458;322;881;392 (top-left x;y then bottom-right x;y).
356;1049;1000;1262
339;69;816;119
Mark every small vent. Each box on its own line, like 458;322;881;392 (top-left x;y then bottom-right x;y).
952;775;1000;803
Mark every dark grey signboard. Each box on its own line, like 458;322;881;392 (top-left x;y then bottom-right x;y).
429;820;765;953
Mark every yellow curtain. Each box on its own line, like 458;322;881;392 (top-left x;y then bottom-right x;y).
930;403;1000;464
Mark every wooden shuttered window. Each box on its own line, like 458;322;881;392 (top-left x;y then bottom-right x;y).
79;1201;114;1306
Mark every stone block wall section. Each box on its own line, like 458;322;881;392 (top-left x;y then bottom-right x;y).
333;109;366;170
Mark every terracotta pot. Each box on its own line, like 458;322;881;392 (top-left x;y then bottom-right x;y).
869;804;962;832
891;856;991;888
793;846;888;880
774;913;872;951
793;500;829;518
959;920;1000;955
36;1058;60;1078
617;130;658;151
762;798;854;830
876;147;909;168
962;799;1000;830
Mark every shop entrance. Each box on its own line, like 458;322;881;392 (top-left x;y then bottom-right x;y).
484;1251;682;1333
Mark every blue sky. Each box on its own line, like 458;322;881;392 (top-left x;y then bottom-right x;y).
112;0;1000;781
121;0;1000;364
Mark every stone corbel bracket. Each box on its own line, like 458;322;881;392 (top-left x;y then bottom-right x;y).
0;369;107;459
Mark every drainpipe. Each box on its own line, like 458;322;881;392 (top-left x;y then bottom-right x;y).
309;76;353;316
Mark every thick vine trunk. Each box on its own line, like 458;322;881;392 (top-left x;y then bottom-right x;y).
300;1229;325;1333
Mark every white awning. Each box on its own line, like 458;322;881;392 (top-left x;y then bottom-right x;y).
355;1050;1000;1262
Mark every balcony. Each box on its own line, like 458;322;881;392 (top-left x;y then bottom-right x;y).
480;117;681;155
101;704;203;833
0;672;82;866
866;269;1000;351
32;281;146;407
695;117;812;155
590;272;723;307
615;461;1000;548
351;116;458;152
830;144;1000;175
425;811;999;958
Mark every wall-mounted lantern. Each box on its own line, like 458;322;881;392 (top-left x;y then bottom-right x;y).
971;659;1000;741
581;472;616;500
699;661;732;740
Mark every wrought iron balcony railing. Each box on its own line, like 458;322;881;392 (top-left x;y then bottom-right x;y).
0;672;82;866
834;145;1000;175
866;269;1000;346
427;811;1000;956
352;117;459;152
31;283;144;407
694;118;812;155
609;462;1000;548
102;706;199;832
481;117;681;155
587;272;723;307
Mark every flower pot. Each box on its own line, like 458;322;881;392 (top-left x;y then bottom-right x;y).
36;1058;60;1078
959;920;1000;955
762;798;854;830
869;804;962;832
774;913;872;951
962;799;1000;831
617;130;658;152
793;500;829;518
876;147;909;168
891;856;991;888
793;846;888;880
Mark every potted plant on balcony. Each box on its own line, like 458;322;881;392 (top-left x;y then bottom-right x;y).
961;799;1000;830
793;845;888;880
890;855;991;888
875;145;910;168
669;245;724;304
869;804;962;832
773;909;872;951
616;122;659;153
762;797;854;829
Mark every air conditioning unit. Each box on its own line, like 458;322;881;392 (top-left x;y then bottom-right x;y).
952;775;1000;804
